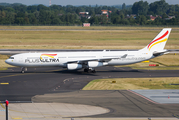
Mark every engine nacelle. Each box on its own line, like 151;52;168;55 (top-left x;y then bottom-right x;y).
67;63;82;70
88;61;108;68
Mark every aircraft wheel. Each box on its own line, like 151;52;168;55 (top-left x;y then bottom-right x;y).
88;69;92;73
84;68;96;73
92;70;96;73
84;68;88;72
21;67;27;73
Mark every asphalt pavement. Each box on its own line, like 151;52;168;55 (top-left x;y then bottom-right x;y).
1;66;179;117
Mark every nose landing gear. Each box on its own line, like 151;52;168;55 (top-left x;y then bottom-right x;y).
21;67;27;73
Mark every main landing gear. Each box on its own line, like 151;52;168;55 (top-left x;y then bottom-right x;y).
84;68;96;73
21;67;27;73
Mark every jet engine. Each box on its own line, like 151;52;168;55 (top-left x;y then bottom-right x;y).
67;63;82;70
88;61;108;68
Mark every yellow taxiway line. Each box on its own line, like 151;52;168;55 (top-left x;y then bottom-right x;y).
0;83;9;85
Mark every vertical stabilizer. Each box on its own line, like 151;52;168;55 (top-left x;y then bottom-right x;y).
140;28;172;52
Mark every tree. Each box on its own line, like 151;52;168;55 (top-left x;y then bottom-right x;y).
28;13;37;24
167;5;175;16
50;5;60;11
132;1;149;15
39;10;51;25
0;11;6;18
75;8;80;14
149;0;169;15
89;15;99;24
59;14;66;23
100;15;108;24
128;16;136;25
120;19;129;25
51;17;62;25
15;17;24;25
37;4;49;11
27;5;37;13
136;15;147;25
122;3;126;10
81;17;88;23
13;5;27;12
16;12;25;18
162;13;168;19
112;16;121;24
6;12;15;24
0;1;178;25
5;7;14;12
24;17;29;24
0;6;5;11
153;17;163;25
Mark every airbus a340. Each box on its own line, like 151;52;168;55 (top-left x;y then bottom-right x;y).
5;28;172;73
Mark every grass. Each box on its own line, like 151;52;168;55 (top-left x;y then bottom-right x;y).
0;28;179;49
83;77;179;90
151;54;179;66
0;67;7;70
0;55;13;70
132;67;179;70
115;54;179;70
0;59;13;68
0;54;9;59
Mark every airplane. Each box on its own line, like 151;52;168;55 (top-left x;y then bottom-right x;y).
5;28;172;73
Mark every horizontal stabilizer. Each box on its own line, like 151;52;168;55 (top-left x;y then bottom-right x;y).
153;50;169;56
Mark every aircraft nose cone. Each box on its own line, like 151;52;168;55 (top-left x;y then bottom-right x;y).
5;59;10;64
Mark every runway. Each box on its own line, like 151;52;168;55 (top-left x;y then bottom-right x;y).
1;66;179;117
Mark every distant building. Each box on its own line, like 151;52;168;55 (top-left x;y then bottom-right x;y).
79;12;90;19
101;10;108;18
150;15;156;21
83;23;90;27
130;14;136;19
149;15;162;21
79;12;89;15
165;16;175;20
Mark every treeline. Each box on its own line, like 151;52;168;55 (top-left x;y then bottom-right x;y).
0;0;179;25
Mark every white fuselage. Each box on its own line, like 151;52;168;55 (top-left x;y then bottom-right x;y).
5;50;154;68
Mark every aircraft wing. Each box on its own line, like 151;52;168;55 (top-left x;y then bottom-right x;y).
66;54;127;64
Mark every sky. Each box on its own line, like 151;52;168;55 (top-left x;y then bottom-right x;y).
0;0;179;6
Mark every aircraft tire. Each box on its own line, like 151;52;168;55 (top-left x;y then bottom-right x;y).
84;68;88;72
88;69;92;73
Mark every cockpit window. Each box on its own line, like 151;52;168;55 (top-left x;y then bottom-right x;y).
9;57;14;59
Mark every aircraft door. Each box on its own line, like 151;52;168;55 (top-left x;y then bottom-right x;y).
19;56;23;62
